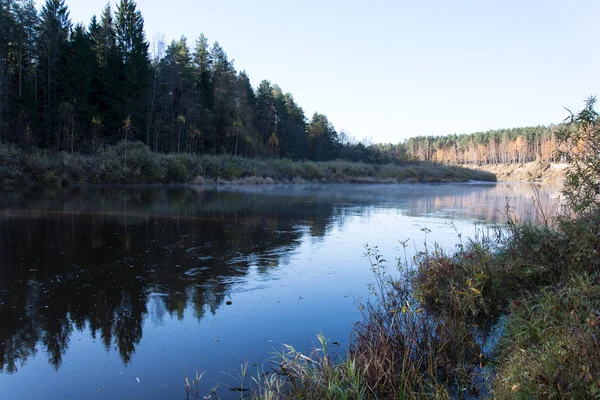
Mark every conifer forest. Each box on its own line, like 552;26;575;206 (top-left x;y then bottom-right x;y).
0;0;569;165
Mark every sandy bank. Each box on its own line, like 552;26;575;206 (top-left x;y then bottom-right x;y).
464;162;567;185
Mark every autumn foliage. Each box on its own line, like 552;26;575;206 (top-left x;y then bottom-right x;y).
404;125;568;165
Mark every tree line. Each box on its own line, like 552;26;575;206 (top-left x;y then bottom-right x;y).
404;125;572;165
0;0;575;165
0;0;374;161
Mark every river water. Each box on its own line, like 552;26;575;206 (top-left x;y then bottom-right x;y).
0;183;560;399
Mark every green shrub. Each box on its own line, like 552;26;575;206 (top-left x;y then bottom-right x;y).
415;240;509;319
494;272;600;399
161;153;200;183
200;156;224;179
302;162;323;180
223;165;242;179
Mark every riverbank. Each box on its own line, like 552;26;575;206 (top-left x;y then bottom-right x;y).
0;142;496;191
465;161;567;185
222;208;600;399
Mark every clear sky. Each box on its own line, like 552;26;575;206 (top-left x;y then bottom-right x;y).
41;0;600;143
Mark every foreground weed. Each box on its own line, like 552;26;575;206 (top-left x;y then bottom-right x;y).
185;370;220;400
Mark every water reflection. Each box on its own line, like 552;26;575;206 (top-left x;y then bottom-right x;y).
0;183;560;382
0;187;346;373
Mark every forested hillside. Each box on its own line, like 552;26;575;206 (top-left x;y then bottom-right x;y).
0;0;378;161
0;0;573;166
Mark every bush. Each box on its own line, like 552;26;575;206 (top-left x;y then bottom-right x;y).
415;210;600;321
494;273;600;399
415;241;507;319
556;97;600;214
162;153;200;183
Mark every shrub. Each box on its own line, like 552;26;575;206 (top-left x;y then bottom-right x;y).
161;153;200;183
223;165;242;179
494;272;600;399
415;241;506;319
556;97;600;214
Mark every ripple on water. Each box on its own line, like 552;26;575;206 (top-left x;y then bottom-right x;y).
183;267;211;277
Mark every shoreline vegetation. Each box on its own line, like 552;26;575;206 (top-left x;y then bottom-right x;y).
183;100;599;399
0;141;498;191
185;193;600;400
221;208;599;400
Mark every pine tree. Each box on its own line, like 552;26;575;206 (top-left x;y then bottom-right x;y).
282;92;308;160
12;0;39;147
192;33;211;101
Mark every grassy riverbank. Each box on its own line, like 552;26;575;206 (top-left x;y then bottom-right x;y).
415;210;600;398
206;206;600;399
0;141;495;191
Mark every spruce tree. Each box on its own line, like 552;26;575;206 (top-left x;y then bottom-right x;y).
64;24;95;151
255;80;274;148
209;41;236;154
89;3;120;141
191;34;214;153
234;70;258;156
115;0;149;140
0;0;15;139
163;36;193;152
37;0;71;147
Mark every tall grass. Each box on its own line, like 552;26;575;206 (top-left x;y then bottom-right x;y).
205;244;495;400
347;246;490;399
0;141;496;191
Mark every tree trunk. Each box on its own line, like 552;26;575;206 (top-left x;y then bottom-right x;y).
234;131;238;157
18;43;22;98
71;112;75;153
177;125;182;153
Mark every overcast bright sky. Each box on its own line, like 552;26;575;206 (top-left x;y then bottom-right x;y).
40;0;600;143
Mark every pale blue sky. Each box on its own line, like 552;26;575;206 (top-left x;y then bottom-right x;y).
47;0;599;143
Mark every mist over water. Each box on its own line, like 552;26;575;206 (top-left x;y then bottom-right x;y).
0;183;560;399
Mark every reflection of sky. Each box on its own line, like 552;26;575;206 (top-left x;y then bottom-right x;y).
0;183;560;400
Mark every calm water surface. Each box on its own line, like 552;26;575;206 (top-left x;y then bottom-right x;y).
0;183;559;399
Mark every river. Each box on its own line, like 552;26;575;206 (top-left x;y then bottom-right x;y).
0;183;560;399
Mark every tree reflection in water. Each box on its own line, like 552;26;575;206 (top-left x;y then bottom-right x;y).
0;187;342;373
0;183;560;374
